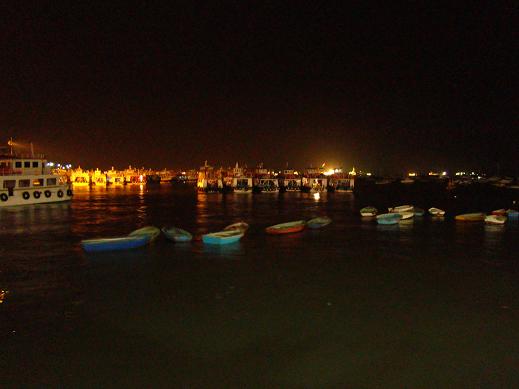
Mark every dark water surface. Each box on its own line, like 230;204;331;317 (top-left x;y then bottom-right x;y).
2;185;519;388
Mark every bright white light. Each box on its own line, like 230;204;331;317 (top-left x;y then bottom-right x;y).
313;192;320;201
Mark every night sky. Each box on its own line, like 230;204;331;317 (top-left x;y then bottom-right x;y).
1;3;517;174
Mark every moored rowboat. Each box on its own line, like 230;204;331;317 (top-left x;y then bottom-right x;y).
360;206;377;217
485;215;507;225
202;230;244;245
266;220;306;234
399;211;414;220
81;235;149;252
224;221;249;232
492;209;507;216
376;213;402;225
428;207;446;216
162;226;193;242
455;213;485;222
307;216;332;229
129;226;161;242
388;205;414;213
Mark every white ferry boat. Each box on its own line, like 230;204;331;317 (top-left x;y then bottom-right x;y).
0;140;73;207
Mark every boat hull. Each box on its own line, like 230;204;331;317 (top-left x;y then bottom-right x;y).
129;226;161;242
266;220;306;234
0;184;72;207
376;213;402;225
307;217;332;229
81;236;149;252
455;213;485;222
162;227;193;242
202;230;244;244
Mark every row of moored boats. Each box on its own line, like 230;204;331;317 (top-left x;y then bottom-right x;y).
359;205;519;225
80;217;333;252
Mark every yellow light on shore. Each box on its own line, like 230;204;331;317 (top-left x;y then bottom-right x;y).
408;172;417;177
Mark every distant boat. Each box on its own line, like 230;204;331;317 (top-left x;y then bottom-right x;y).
128;226;161;242
307;216;332;229
507;209;519;220
81;235;149;252
360;206;377;217
266;220;306;234
388;205;414;213
224;221;249;232
485;215;507;225
202;230;244;245
455;213;485;222
428;207;446;216
491;209;507;216
376;213;402;225
413;207;425;217
162;227;193;242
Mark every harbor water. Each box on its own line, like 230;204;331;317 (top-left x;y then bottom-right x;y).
2;185;519;387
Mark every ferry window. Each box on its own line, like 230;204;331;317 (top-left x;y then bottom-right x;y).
3;180;15;189
32;179;44;187
24;161;30;168
46;178;57;186
0;162;8;168
32;161;39;168
15;162;22;168
18;179;30;188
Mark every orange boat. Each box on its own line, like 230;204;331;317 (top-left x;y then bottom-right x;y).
455;213;485;222
265;220;306;234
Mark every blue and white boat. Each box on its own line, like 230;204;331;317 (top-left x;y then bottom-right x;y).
162;226;193;242
202;230;244;245
81;235;150;252
376;213;402;225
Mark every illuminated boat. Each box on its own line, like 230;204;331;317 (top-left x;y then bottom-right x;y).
71;167;90;186
0;139;73;207
202;230;244;245
307;216;332;229
388;205;414;213
106;168;124;186
265;220;306;234
376;213;402;225
491;209;507;216
91;168;107;186
485;215;507;225
162;227;193;242
455;213;485;222
128;226;161;242
81;235;149;252
399;211;414;220
428;207;446;216
360;206;377;217
224;222;249;232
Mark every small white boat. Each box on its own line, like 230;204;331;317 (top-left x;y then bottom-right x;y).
224;221;249;232
388;205;414;213
428;207;446;216
485;215;507;225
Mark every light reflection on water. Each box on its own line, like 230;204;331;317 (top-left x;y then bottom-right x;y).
2;186;519;387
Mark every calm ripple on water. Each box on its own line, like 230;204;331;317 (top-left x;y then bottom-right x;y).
1;185;519;387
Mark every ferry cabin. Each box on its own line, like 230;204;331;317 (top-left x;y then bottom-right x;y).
71;167;90;186
0;156;72;206
280;170;301;192
91;168;107;186
232;177;253;193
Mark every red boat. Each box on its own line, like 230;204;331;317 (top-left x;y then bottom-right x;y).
265;220;306;234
